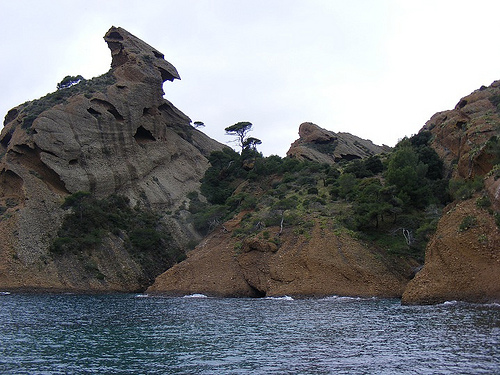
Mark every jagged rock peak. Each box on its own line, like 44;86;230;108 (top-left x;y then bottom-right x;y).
287;122;390;164
104;26;180;82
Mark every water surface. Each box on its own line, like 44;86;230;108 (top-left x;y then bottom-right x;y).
0;293;498;374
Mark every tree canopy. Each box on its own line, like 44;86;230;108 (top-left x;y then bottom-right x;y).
225;121;253;152
57;75;84;90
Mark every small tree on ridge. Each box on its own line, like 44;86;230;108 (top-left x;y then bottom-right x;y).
225;121;253;152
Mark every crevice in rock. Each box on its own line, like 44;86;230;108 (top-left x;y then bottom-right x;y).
107;31;123;40
134;126;156;144
4;108;19;125
90;98;124;121
249;284;267;298
87;107;101;117
152;50;164;59
0;130;13;147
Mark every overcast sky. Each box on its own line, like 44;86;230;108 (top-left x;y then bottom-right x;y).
1;1;500;156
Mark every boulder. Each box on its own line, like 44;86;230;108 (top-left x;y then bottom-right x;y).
286;122;390;164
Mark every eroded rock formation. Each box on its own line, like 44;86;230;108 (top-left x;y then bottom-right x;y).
147;213;415;298
402;81;500;304
402;198;500;304
286;122;390;164
0;26;224;292
422;81;500;180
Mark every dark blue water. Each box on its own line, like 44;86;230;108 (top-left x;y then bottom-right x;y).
0;293;498;374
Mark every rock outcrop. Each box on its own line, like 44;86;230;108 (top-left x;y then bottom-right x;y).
0;26;224;292
422;81;500;180
286;122;390;164
402;81;500;304
147;213;415;298
402;198;500;304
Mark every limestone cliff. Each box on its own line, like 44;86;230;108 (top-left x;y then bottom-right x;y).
287;122;390;164
0;26;224;292
402;81;500;304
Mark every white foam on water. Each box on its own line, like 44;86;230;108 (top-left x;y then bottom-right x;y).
320;295;365;302
134;294;149;298
484;302;500;308
183;293;209;299
447;300;499;308
0;291;11;296
264;296;294;301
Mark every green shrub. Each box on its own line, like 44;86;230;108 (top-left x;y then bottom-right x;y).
272;196;298;210
494;212;500;229
20;72;116;130
476;195;492;209
449;178;483;201
459;215;477;232
307;187;319;195
51;192;182;264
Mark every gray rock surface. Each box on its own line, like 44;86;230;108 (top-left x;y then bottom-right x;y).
0;26;224;292
287;122;390;164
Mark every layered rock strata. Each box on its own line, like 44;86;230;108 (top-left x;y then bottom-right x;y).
287;122;390;164
0;26;224;292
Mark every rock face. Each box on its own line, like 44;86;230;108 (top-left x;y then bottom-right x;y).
147;213;414;298
422;81;500;180
402;198;500;304
402;81;500;304
0;26;224;292
286;122;390;164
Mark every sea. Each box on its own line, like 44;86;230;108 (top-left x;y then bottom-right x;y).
0;292;498;374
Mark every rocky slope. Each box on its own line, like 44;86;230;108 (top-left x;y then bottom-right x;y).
0;26;224;292
287;122;390;164
402;198;500;304
149;81;500;303
148;212;415;298
402;81;500;304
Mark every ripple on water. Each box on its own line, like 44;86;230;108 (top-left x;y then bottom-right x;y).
0;294;498;374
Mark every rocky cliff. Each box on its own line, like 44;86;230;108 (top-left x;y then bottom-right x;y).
147;212;414;298
287;122;390;164
421;81;500;180
402;81;500;304
0;27;224;292
149;82;500;303
402;198;500;304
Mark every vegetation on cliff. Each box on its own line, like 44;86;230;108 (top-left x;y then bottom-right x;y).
15;72;116;131
50;191;186;282
188;130;450;262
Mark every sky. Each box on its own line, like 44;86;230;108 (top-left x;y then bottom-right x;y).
1;1;500;156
